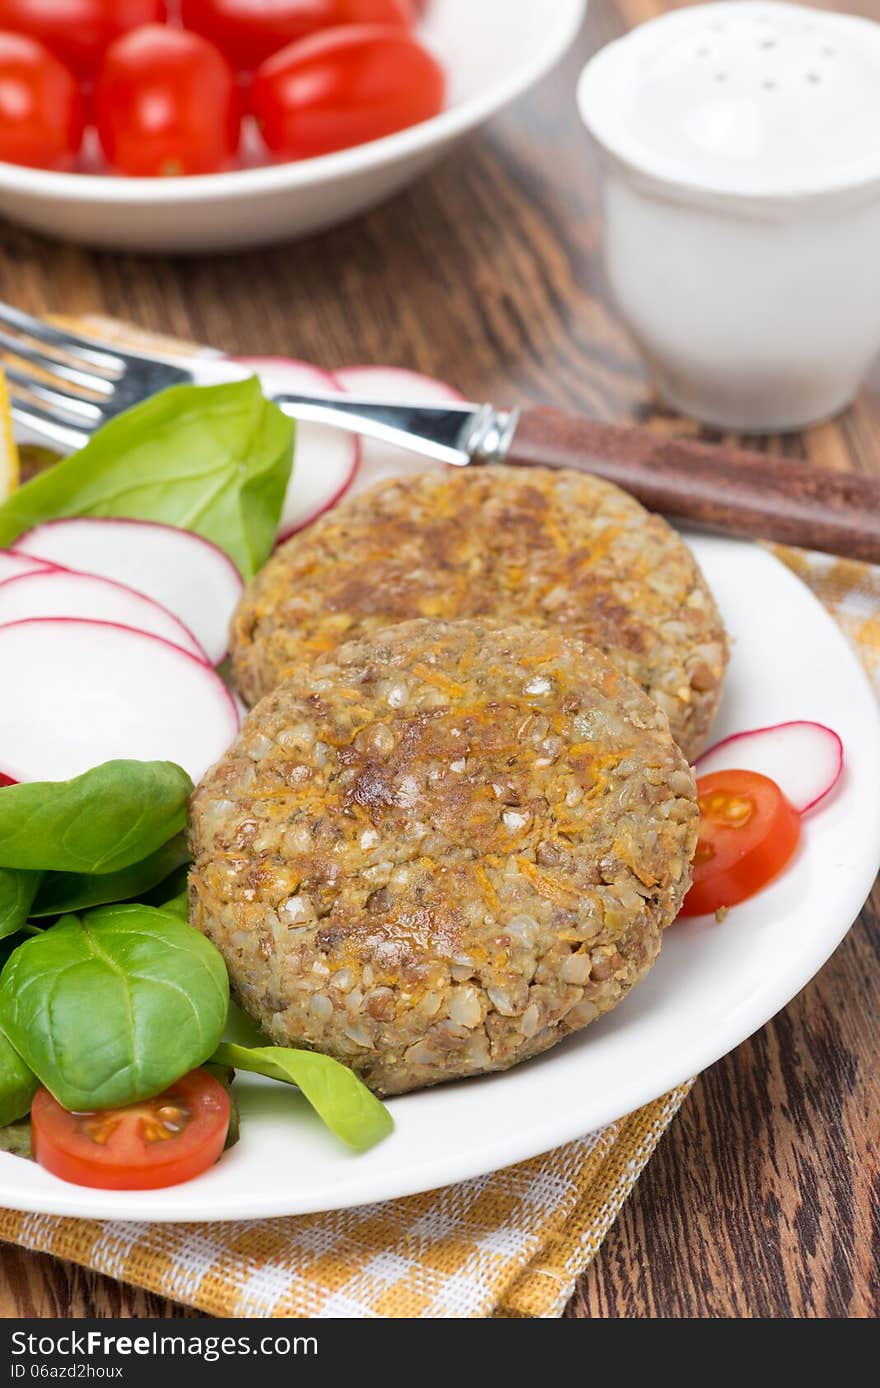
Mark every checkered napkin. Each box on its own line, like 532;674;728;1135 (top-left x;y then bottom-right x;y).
1;320;878;1317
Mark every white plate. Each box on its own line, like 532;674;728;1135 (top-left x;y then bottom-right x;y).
2;534;878;1221
0;0;587;252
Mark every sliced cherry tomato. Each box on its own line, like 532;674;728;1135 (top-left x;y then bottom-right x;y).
679;769;801;918
95;25;240;176
180;0;413;71
0;1;167;80
31;1069;230;1190
0;33;85;170
251;25;445;161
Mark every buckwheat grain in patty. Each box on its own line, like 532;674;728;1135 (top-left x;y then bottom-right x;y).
230;466;727;760
190;619;698;1096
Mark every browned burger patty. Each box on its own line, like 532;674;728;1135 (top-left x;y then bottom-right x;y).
190;619;698;1096
230;465;728;760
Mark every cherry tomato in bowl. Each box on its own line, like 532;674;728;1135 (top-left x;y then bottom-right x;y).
0;0;167;80
679;769;801;918
0;33;85;171
31;1069;231;1190
251;25;445;162
95;25;240;177
180;0;414;71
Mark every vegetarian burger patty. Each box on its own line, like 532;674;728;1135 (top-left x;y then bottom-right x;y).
190;619;698;1096
230;465;728;759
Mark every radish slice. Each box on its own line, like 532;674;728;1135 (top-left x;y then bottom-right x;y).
0;618;239;784
0;551;53;582
335;366;465;495
12;518;242;666
234;356;359;539
695;720;844;814
0;568;209;664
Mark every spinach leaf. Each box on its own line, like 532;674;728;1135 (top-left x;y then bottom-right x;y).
0;903;229;1111
212;1042;392;1152
0;1031;38;1127
0;761;192;874
0;868;41;939
31;834;190;919
0;378;294;579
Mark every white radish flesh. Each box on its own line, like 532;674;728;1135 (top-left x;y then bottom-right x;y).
12;517;242;665
234;356;359;539
0;618;239;785
335;366;464;495
0;551;53;582
695;720;843;814
0;568;209;663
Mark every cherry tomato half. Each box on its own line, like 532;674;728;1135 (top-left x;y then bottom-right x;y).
251;25;445;161
95;25;240;177
679;769;801;918
0;1;168;80
180;0;413;71
31;1069;230;1190
0;33;85;170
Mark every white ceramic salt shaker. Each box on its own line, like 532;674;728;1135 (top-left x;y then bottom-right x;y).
577;2;880;433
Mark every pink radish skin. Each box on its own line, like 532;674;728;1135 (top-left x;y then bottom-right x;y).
233;356;360;539
12;517;243;666
695;720;843;814
0;568;209;664
0;618;239;785
0;551;54;582
334;365;465;497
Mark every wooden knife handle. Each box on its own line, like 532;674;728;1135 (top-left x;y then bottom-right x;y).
507;406;880;564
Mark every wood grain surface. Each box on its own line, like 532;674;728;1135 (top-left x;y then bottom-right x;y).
0;0;877;1320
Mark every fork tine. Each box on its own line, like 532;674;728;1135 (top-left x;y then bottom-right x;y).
9;400;92;453
0;329;115;397
6;371;105;426
0;301;125;374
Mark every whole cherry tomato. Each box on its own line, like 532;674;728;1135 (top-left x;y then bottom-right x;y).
251;25;445;161
0;1;167;80
180;0;413;70
0;32;85;170
32;1069;230;1190
95;25;240;177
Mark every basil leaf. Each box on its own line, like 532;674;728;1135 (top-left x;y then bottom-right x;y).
212;1042;392;1152
0;903;229;1111
0;378;294;579
30;835;190;919
0;1031;38;1127
0;761;193;874
0;869;41;939
140;865;190;917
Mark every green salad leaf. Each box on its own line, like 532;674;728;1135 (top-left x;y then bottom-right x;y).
0;1031;38;1127
212;1042;393;1152
0;904;229;1111
0;761;193;875
0;869;41;940
0;377;294;579
30;834;190;919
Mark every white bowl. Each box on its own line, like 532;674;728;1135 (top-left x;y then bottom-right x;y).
0;0;586;254
578;2;880;433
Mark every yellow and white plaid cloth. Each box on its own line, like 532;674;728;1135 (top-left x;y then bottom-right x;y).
0;545;875;1318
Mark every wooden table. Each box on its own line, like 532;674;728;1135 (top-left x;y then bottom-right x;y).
0;0;877;1321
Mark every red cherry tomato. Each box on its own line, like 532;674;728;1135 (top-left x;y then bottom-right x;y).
31;1069;230;1190
0;1;167;80
679;770;801;918
251;25;445;161
180;0;413;71
95;25;240;177
0;33;84;170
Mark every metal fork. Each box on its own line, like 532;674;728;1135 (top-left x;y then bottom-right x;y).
0;301;519;464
